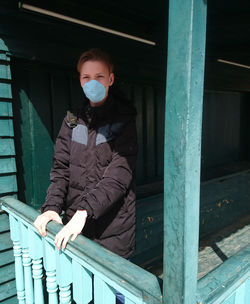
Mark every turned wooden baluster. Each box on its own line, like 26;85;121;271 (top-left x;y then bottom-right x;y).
28;227;44;304
9;215;25;304
20;222;34;304
72;260;92;304
43;239;58;304
56;250;72;304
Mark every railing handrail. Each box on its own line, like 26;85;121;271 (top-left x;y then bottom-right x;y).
196;243;250;303
0;196;163;304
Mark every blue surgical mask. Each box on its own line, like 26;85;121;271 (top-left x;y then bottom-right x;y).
83;80;106;103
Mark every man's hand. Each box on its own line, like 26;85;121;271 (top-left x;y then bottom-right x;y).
34;210;63;237
54;210;87;250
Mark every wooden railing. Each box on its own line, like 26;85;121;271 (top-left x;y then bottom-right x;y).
0;196;162;304
197;243;250;304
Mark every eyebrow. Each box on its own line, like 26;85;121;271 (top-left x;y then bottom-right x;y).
80;73;104;76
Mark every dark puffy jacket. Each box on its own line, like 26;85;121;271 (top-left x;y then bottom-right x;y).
41;88;138;258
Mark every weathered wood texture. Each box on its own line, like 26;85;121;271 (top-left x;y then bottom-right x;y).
0;101;13;117
197;244;250;304
0;42;18;304
0;212;16;303
131;194;163;267
0;280;17;302
0;46;17;197
1;197;163;304
0;296;18;304
132;170;250;268
163;1;207;303
0;229;12;251
147;214;250;284
198;215;250;280
200;170;250;237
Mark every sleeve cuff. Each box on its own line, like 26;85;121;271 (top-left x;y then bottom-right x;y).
77;201;93;218
40;205;61;215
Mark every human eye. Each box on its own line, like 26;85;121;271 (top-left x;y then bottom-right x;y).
81;75;89;80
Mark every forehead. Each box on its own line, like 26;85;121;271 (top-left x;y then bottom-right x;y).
80;60;109;74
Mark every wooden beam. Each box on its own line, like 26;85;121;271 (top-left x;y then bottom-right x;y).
163;0;207;303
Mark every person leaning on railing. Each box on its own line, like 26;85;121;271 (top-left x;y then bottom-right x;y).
34;48;137;262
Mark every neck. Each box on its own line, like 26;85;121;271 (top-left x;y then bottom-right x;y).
90;95;108;107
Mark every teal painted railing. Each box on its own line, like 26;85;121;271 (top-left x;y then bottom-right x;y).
197;244;250;304
0;196;162;304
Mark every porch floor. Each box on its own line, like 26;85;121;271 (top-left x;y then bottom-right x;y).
145;214;250;280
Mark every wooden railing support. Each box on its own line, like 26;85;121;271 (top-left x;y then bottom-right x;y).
1;197;163;304
163;0;207;303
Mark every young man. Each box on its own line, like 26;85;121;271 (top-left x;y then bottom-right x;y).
34;49;137;260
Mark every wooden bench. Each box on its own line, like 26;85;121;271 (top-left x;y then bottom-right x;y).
132;169;250;274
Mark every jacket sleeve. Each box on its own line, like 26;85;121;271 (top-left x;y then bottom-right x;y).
69;119;138;219
40;117;72;214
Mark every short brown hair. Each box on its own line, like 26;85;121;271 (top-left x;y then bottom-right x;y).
77;48;114;73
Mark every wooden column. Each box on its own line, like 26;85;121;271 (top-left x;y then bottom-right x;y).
163;1;207;303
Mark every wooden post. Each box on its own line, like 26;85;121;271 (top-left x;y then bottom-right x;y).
163;1;207;303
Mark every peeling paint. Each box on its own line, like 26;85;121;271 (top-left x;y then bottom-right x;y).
147;216;154;223
143;295;149;301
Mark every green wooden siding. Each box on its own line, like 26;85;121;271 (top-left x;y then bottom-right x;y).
0;49;17;197
0;101;13;116
0;158;16;174
0;43;17;304
0;280;17;302
0;120;14;136
0;212;17;304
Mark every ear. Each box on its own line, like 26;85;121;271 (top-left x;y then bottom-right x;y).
109;73;114;86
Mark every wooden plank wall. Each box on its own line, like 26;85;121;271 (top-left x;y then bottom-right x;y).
0;48;17;303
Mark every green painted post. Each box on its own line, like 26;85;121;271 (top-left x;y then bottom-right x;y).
163;1;207;303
